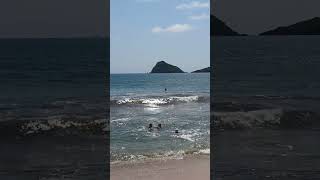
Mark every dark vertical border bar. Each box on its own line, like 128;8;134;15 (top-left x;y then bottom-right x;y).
210;0;214;179
0;0;110;179
106;0;111;178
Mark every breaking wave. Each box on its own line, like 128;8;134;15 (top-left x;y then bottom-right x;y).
213;108;320;130
0;117;109;137
111;148;210;163
111;95;209;106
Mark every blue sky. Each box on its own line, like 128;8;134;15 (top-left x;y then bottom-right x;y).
111;0;210;73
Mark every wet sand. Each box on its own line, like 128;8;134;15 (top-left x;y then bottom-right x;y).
111;155;210;180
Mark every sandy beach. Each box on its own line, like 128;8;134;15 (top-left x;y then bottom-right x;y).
111;155;210;180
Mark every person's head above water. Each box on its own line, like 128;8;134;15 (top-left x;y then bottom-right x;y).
148;124;153;128
158;123;162;128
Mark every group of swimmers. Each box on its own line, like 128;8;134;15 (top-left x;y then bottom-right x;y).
146;88;181;134
148;123;161;131
148;123;179;133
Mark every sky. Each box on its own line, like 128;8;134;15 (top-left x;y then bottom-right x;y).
0;0;109;38
111;0;210;73
212;0;320;35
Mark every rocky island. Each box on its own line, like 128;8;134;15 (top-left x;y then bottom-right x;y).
211;15;241;36
260;17;320;35
192;67;211;73
150;61;184;73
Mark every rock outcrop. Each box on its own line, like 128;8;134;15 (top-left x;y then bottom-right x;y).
211;15;240;36
192;67;210;73
260;17;320;35
150;61;184;73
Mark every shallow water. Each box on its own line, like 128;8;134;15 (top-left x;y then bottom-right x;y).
111;73;210;161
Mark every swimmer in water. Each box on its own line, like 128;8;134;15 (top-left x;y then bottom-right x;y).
148;123;153;131
165;88;167;93
156;123;162;130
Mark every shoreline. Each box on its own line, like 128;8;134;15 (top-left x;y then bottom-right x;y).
111;154;209;180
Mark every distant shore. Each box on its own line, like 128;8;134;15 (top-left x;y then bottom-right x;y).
111;155;209;180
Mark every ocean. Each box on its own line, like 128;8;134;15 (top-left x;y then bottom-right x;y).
212;36;320;129
111;73;210;162
0;38;109;179
0;38;108;135
212;36;320;179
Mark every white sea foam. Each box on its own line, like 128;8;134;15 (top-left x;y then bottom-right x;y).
214;109;282;129
111;117;130;123
197;149;210;155
21;118;107;135
173;129;202;142
116;98;136;105
141;98;168;105
177;134;195;142
111;148;210;163
115;95;201;106
172;95;199;102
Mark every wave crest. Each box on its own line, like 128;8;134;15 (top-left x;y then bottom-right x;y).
21;119;108;135
0;118;109;137
213;109;320;130
111;95;208;106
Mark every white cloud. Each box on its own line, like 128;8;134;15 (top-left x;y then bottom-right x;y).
189;13;209;20
176;1;209;10
152;24;193;33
